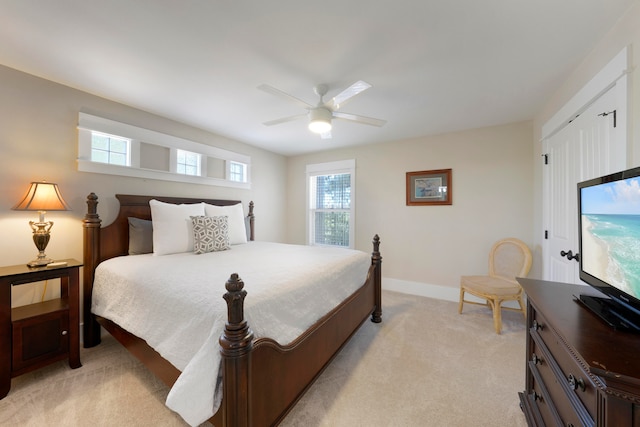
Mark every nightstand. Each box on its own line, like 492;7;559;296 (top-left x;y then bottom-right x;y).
0;259;82;399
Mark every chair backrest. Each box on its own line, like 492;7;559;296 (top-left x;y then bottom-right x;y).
488;238;532;282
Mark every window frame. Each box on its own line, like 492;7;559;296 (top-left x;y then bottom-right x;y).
306;159;356;248
175;148;202;176
228;160;248;183
90;131;131;166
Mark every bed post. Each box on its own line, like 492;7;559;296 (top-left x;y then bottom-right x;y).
248;201;255;241
220;273;254;427
371;234;382;323
82;193;102;348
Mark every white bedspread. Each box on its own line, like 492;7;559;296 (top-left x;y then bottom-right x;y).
91;241;371;426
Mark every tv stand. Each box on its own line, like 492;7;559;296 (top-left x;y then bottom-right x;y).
517;278;640;427
578;294;640;333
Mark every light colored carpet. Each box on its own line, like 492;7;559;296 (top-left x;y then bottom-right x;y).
0;291;528;426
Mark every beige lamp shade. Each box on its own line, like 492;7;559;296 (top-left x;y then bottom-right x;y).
13;181;70;212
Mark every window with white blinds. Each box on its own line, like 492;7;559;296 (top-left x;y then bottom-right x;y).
307;160;355;248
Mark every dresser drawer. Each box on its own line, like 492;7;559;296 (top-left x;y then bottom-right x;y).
525;361;563;427
530;307;598;418
528;344;593;427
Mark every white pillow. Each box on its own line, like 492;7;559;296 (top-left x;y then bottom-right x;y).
204;203;247;245
149;199;205;255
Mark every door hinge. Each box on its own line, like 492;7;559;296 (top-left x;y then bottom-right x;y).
544;230;548;239
598;110;617;128
542;154;549;165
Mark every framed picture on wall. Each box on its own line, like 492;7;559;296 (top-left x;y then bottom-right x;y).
406;169;452;206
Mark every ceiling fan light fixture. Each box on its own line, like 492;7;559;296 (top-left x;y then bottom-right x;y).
308;108;332;134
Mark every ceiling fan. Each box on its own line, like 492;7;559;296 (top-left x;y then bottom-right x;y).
258;80;386;139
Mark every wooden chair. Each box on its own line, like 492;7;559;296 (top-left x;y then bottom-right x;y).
458;238;532;334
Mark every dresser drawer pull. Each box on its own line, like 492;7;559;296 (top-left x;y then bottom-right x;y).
568;373;586;392
531;353;540;365
532;391;541;402
61;330;68;336
532;319;543;331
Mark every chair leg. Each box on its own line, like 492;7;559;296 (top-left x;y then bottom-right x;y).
492;299;503;334
458;288;465;314
518;295;526;318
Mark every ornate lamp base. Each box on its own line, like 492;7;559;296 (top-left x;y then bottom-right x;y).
27;254;53;268
28;220;54;268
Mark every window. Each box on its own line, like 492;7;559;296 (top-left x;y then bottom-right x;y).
91;131;130;166
307;160;355;248
228;161;247;182
176;149;201;176
77;112;251;189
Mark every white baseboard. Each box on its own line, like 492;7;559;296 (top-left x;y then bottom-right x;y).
382;277;521;309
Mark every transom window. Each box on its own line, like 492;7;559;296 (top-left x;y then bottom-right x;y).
77;112;251;189
229;161;247;182
91;131;130;166
176;149;201;176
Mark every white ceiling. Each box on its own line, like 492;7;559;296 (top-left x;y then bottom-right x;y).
0;1;635;156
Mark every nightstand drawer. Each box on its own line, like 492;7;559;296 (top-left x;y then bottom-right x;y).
12;299;70;375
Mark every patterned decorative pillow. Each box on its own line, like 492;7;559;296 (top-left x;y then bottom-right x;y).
191;215;231;254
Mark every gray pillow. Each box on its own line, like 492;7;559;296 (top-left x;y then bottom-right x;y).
128;217;153;255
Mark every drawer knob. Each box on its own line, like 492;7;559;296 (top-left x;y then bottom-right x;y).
532;320;543;331
61;330;68;336
531;353;540;365
568;373;586;392
532;391;541;401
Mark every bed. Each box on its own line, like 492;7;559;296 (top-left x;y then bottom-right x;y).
82;193;382;426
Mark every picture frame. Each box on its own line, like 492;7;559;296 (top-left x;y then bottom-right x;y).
406;169;452;206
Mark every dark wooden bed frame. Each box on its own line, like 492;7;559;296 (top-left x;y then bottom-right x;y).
82;193;382;426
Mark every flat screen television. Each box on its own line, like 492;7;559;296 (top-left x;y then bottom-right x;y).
577;166;640;332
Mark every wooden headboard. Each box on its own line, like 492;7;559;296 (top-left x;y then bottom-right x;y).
82;193;255;347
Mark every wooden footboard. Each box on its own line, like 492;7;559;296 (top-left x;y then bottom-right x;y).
82;193;381;426
220;235;381;426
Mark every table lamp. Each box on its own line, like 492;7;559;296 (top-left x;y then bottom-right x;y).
13;181;70;267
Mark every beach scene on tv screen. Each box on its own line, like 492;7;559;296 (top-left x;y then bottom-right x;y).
581;177;640;300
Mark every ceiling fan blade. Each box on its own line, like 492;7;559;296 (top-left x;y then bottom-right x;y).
258;84;313;109
263;113;307;126
328;80;372;110
333;111;386;127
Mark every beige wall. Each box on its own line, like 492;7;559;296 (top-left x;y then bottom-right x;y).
531;1;640;277
6;0;637;307
0;65;287;306
287;121;533;294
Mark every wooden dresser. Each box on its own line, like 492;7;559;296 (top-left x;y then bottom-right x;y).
517;277;640;426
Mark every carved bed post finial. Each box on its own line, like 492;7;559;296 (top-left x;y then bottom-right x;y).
220;273;254;427
371;234;382;323
85;192;99;218
83;193;102;347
